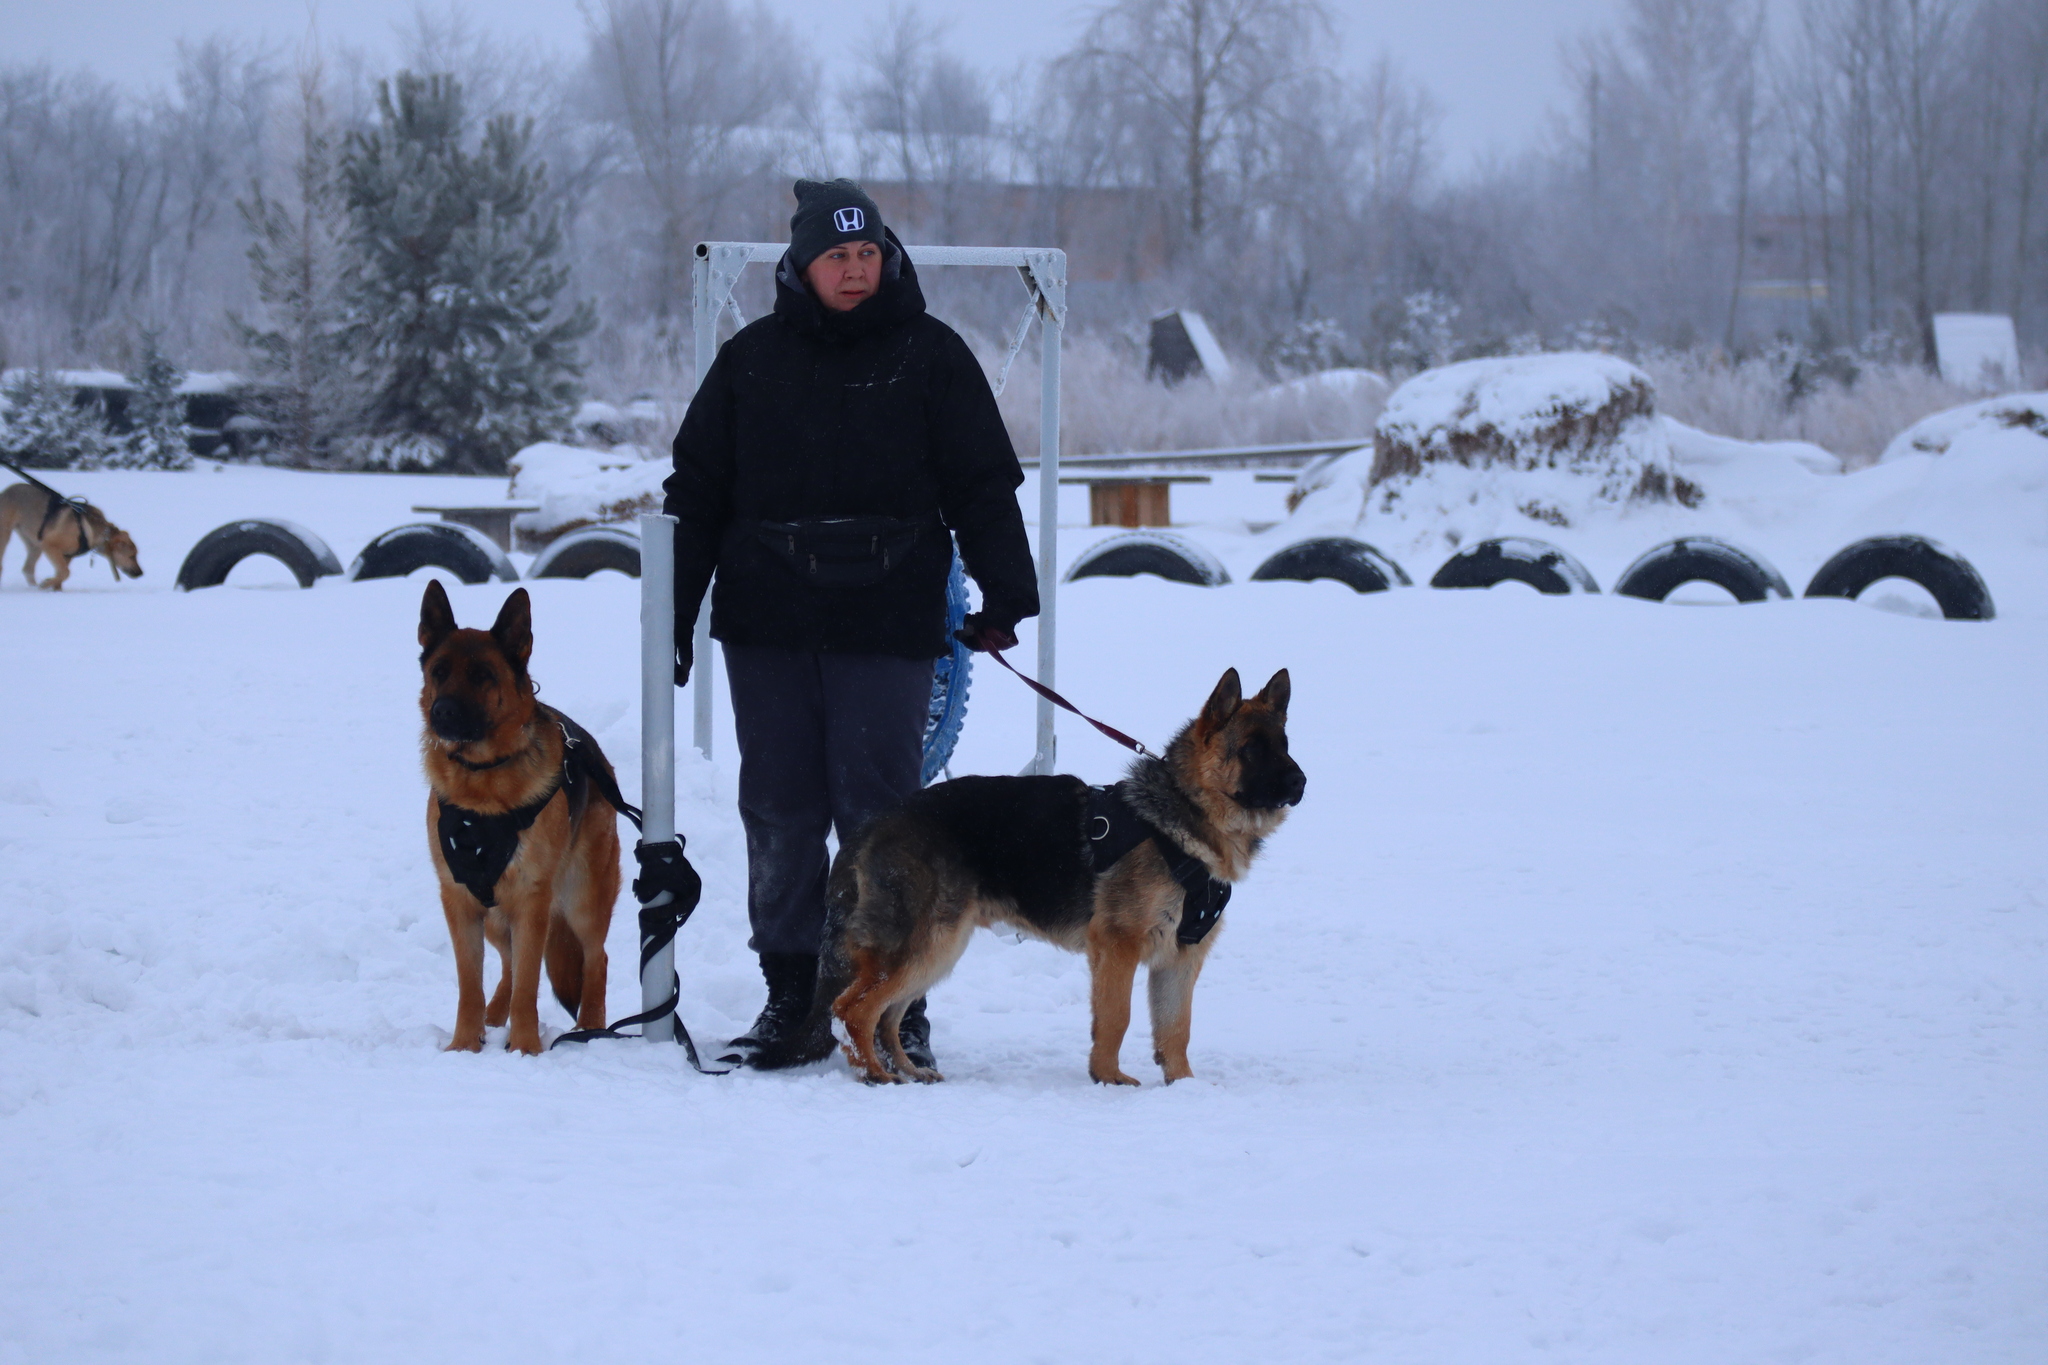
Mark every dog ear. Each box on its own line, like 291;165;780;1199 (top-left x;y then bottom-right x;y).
1196;667;1243;735
490;588;533;673
1254;668;1290;719
418;579;457;659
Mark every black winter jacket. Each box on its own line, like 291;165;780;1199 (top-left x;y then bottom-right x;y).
663;236;1038;673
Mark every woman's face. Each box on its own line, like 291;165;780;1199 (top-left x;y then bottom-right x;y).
804;239;883;312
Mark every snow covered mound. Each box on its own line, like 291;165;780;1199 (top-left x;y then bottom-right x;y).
1879;391;2048;464
1370;353;1679;506
506;441;665;548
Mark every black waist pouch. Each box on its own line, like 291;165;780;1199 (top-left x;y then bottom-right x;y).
752;513;938;588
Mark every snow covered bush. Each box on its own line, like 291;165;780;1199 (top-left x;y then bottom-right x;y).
0;370;113;469
506;441;665;548
1369;353;1682;503
1879;392;2048;463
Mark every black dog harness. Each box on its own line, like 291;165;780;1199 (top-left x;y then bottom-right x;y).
436;706;642;907
1084;783;1231;945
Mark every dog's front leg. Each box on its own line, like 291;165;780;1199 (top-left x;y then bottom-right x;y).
441;886;489;1052
501;896;549;1055
1085;926;1145;1086
22;540;43;588
1147;942;1211;1083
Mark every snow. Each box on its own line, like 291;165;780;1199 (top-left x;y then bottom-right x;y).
1879;391;2048;464
505;441;665;541
2;461;2045;1363
1932;313;2022;391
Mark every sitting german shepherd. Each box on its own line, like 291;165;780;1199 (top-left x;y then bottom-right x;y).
417;582;624;1054
787;667;1304;1086
0;481;143;590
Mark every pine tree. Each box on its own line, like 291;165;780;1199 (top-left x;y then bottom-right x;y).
338;73;595;474
0;371;112;470
235;59;364;467
114;333;193;470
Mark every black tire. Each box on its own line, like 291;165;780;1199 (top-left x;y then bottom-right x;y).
528;526;641;579
347;522;518;585
1063;531;1230;586
1804;535;1995;621
1614;537;1790;604
1251;537;1411;593
1429;537;1600;595
175;518;344;591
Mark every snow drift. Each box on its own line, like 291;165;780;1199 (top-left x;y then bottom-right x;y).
1879;391;2048;463
505;441;664;548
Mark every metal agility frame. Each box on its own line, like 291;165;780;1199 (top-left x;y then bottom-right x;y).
635;240;1067;1037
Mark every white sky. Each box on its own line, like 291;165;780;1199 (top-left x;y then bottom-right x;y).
4;0;1625;169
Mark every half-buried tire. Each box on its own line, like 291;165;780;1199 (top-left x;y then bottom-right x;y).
528;525;641;579
347;522;518;585
175;518;344;591
1804;535;1995;621
1429;537;1599;594
1614;537;1790;604
1063;531;1229;586
1252;537;1411;593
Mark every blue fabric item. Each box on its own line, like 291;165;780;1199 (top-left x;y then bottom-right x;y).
921;550;973;785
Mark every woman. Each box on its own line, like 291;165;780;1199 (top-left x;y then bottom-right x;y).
664;178;1039;1069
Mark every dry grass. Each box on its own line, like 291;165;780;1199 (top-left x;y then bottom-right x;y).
1639;353;1987;469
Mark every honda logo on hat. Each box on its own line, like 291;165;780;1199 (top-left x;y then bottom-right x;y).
833;206;865;233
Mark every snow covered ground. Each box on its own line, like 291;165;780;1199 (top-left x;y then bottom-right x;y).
2;464;2045;1363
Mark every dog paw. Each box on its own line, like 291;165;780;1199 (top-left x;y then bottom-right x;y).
909;1067;945;1084
859;1069;906;1085
506;1029;545;1056
445;1034;485;1053
1091;1069;1141;1087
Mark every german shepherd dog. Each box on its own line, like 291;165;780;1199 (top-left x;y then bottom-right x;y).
417;582;622;1054
0;481;143;590
794;667;1304;1085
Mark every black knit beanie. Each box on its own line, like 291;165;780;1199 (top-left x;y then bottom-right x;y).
788;178;886;271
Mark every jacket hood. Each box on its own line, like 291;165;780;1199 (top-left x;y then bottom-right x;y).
773;227;926;342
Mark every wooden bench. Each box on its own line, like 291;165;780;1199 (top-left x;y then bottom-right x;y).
1056;475;1212;528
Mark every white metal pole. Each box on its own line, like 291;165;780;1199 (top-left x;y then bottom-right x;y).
689;253;718;760
1034;303;1061;776
637;511;678;1043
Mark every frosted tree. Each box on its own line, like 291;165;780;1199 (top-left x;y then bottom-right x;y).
337;72;594;473
116;333;193;470
236;54;363;465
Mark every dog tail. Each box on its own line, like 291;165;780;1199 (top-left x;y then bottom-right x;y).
545;914;585;1020
749;871;857;1071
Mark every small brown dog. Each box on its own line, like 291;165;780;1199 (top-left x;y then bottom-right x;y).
784;667;1305;1086
0;481;143;590
417;581;624;1054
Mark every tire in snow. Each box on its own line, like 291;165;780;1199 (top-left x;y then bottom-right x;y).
529;525;641;579
1428;537;1600;594
922;551;973;785
1063;530;1230;586
347;522;519;585
1803;535;1995;621
1614;537;1790;604
175;519;344;591
1251;537;1411;593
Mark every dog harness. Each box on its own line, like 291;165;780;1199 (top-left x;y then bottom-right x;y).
436;707;641;907
1083;783;1231;945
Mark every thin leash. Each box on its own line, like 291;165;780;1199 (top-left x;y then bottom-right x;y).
985;647;1159;761
2;458;96;564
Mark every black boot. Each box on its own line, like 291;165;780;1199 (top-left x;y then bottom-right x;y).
896;995;935;1071
722;952;817;1066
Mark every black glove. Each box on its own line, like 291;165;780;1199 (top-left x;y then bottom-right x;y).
954;612;1019;653
674;641;692;687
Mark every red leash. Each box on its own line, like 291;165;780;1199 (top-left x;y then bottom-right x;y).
986;648;1160;761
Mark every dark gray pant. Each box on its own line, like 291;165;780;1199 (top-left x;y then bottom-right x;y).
723;643;934;956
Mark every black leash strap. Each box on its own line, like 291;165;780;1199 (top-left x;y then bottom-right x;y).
2;459;93;559
550;837;732;1074
987;648;1160;760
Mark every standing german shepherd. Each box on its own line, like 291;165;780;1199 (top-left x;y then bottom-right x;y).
786;667;1304;1085
417;582;622;1054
